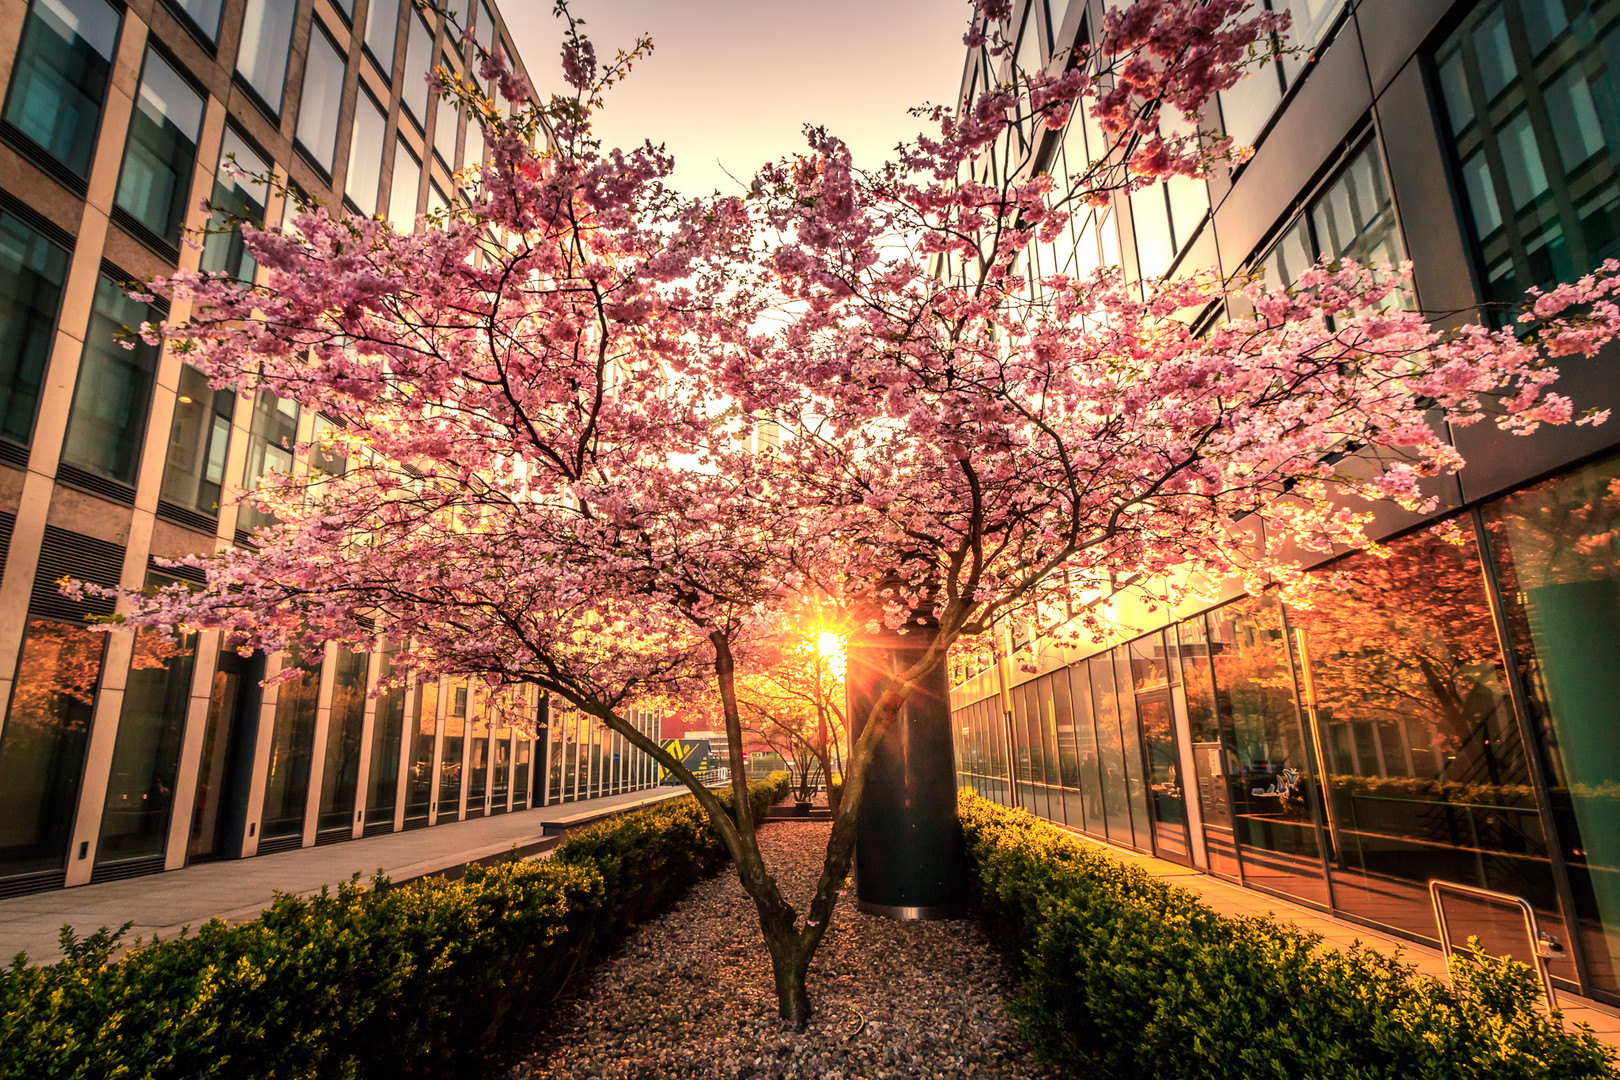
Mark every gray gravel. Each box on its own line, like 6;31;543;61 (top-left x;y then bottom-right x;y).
506;821;1060;1080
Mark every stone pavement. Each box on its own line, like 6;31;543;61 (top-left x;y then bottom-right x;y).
0;786;692;964
1060;826;1620;1052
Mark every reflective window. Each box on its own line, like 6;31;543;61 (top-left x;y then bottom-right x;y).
239;390;298;532
0;210;69;450
513;732;530;803
1289;524;1566;977
1209;595;1330;905
427;181;449;220
159;363;234;518
170;0;223;40
464;109;485;173
405;678;437;821
115;48;206;243
1133;630;1192;866
365;0;399;67
346;88;387;215
1219;0;1345;147
401;12;433;127
432;91;459;170
97;615;197;864
439;678;466;815
330;0;354;22
316;648;369;831
2;0;120;179
260;645;321;840
387;137;421;230
0;620;104;877
201;128;271;281
236;0;296;111
366;647;407;823
1260;138;1404;287
296;25;346;174
1435;0;1620;309
1486;453;1620;995
62;277;161;484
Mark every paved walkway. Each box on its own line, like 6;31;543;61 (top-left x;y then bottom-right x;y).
1059;826;1620;1051
0;787;692;964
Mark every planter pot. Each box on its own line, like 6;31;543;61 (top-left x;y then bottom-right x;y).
790;801;813;817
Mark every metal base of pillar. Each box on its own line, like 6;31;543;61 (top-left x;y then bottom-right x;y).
856;898;965;921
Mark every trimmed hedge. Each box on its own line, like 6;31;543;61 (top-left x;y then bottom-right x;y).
960;791;1618;1080
0;772;790;1080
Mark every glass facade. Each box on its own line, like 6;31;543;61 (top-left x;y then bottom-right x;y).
160;364;234;518
0;620;103;878
401;12;433;128
2;0;120;179
97;624;195;865
347;89;387;215
296;25;346;174
260;647;322;841
1261;138;1404;287
388;137;421;231
61;276;161;484
239;390;299;531
315;648;368;832
1436;0;1620;308
201;128;271;282
115;47;205;244
365;0;399;66
0;209;68;450
237;0;296;110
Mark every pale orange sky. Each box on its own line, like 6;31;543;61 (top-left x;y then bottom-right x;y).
498;0;974;195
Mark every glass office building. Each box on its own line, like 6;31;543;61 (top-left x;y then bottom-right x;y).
0;0;663;895
950;0;1620;1005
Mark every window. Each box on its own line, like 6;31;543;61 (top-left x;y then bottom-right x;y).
387;136;421;230
159;364;234;518
464;108;485;173
366;647;407;822
427;181;449;221
296;24;346;174
236;0;296;111
1436;0;1620;310
404;678;437;822
1218;0;1346;147
330;0;354;23
1;0;120;179
432;91;459;170
114;48;205;244
439;678;466;815
1486;452;1620;996
260;645;322;840
239;390;298;532
0;210;69;450
365;0;399;68
98;613;197;864
401;12;434;127
346;89;387;215
474;1;495;56
200;128;271;281
446;0;470;47
316;648;369;831
0;620;105;877
61;276;161;484
1258;138;1403;287
310;412;348;478
169;0;223;41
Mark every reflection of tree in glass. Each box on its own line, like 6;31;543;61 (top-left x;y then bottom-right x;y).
8;621;106;733
1289;524;1513;782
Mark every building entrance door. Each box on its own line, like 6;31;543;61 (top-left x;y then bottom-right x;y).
186;651;262;862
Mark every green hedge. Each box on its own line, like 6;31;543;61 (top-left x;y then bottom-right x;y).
0;772;790;1080
960;791;1617;1080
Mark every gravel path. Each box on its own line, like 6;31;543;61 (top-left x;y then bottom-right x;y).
506;821;1061;1080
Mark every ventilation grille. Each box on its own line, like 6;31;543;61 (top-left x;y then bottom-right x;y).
0;439;29;469
255;834;303;856
156;500;218;537
402;815;429;831
89;855;166;884
109;205;180;265
0;510;15;585
362;819;395;837
55;464;136;506
32;526;122;623
233;528;254;549
489;804;508;816
463;807;485;821
0;869;66;899
314;828;352;847
0;121;89;196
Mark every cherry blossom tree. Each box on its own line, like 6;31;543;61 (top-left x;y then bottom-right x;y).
90;0;1620;1028
734;621;848;812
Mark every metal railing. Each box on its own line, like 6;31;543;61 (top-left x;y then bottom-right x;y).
1428;879;1563;1010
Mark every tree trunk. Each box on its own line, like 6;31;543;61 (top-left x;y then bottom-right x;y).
766;935;813;1029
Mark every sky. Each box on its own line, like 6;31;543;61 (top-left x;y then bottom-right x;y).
497;0;974;196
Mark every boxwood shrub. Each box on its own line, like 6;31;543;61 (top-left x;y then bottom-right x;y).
0;772;790;1080
960;791;1617;1080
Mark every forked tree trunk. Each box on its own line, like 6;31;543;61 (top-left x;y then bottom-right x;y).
765;933;812;1028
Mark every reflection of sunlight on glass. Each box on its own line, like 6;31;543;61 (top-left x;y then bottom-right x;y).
816;631;846;680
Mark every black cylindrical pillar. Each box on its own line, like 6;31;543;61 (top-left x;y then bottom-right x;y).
847;622;965;919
